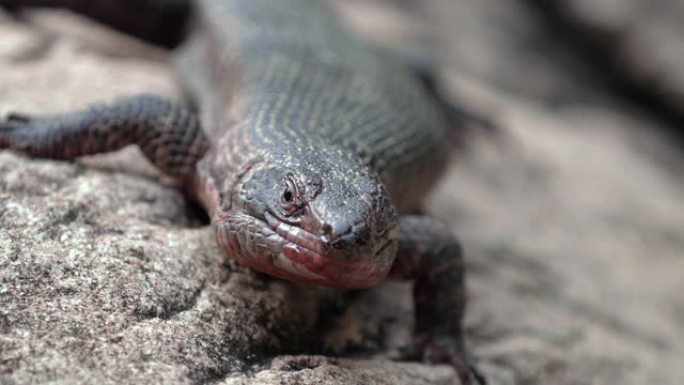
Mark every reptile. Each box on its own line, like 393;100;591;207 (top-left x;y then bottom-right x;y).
0;0;485;383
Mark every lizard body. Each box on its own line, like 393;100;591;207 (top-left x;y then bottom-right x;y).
0;1;481;382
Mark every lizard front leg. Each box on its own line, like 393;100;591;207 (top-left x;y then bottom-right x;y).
0;0;191;47
0;95;208;189
389;216;484;385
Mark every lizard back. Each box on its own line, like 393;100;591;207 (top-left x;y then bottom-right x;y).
177;0;451;213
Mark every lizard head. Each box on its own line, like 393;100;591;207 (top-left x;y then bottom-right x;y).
214;151;399;288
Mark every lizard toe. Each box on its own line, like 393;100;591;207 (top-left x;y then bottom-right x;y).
392;336;485;384
417;335;485;385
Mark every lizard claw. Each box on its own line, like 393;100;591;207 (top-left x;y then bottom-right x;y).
397;335;486;385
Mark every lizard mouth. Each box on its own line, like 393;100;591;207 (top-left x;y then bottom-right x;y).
261;211;393;288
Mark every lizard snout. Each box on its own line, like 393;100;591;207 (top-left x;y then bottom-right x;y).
321;222;374;262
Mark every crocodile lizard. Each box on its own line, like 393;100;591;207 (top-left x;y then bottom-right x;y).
0;0;484;382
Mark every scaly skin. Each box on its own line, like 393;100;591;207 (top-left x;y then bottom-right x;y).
0;0;482;383
0;96;208;187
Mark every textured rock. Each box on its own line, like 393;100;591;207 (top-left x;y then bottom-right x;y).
222;356;455;385
0;144;343;383
2;3;684;385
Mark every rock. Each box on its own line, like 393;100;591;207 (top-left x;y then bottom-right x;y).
2;3;684;385
222;356;455;385
0;145;344;383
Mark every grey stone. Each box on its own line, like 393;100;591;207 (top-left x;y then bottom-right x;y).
1;3;684;385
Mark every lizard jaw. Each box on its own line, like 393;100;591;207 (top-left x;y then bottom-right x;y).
264;211;393;288
215;213;393;288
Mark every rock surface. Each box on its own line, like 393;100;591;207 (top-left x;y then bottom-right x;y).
1;3;684;385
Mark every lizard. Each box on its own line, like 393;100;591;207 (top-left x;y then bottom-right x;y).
0;0;485;383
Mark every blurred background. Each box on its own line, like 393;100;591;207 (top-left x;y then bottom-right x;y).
0;1;682;384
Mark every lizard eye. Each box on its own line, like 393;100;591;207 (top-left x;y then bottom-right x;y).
282;188;294;204
280;175;303;215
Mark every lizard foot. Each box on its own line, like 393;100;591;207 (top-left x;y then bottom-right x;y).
397;335;486;385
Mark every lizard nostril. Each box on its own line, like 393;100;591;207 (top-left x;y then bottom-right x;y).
355;227;371;246
322;223;333;235
328;225;371;251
